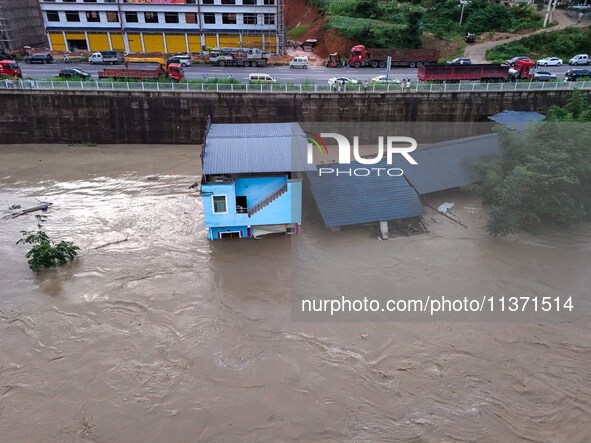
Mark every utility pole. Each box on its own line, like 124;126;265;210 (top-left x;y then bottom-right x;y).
543;0;557;27
459;1;467;27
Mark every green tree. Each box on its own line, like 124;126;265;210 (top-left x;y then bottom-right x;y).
473;92;591;236
17;215;80;272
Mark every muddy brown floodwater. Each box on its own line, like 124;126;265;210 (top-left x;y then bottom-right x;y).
0;144;590;443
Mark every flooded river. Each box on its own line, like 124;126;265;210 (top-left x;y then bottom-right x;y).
0;144;590;442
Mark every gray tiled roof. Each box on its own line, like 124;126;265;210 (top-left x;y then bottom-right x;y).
403;134;500;195
489;111;545;132
306;162;425;228
203;122;315;174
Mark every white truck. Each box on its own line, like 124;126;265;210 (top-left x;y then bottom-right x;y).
88;51;124;65
568;54;589;66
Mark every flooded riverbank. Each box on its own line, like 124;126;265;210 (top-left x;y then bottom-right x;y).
1;144;590;442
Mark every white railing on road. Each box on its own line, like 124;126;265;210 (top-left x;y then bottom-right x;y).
1;79;590;94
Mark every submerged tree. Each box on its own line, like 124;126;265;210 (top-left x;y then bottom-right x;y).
471;91;591;237
17;215;80;272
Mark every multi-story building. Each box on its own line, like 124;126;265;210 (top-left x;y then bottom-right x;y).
0;0;47;52
38;0;284;55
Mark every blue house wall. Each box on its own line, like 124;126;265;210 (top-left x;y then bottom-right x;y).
202;176;302;240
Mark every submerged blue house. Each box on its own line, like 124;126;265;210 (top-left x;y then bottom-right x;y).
200;122;314;240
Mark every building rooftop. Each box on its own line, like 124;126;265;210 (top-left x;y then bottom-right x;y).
306;162;425;228
402;134;500;195
203;122;315;175
489;110;545;132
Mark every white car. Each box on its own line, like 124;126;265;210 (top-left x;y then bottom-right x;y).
537;57;562;66
370;75;401;83
289;56;308;69
328;76;359;86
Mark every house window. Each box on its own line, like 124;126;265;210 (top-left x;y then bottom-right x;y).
243;0;257;4
222;13;237;24
264;0;275;4
213;195;227;213
106;12;119;23
165;12;179;24
85;11;101;23
221;0;236;4
264;13;275;25
65;11;80;22
243;13;257;25
46;11;60;22
202;0;214;4
125;12;138;23
144;12;158;23
185;12;198;24
203;13;216;24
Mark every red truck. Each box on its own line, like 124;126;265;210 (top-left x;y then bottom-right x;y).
98;62;184;82
417;60;535;82
0;59;23;78
349;45;440;68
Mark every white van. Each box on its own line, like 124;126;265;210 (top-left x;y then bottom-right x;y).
289;56;308;69
569;54;589;66
248;73;276;82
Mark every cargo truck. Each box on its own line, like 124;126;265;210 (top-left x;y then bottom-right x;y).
417;60;535;82
0;59;22;78
98;62;184;82
208;48;271;67
348;45;440;68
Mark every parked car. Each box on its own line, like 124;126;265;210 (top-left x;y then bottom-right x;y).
289;56;309;69
58;68;91;80
537;57;562;66
573;3;591;8
446;57;472;65
564;68;591;81
370;75;401;83
167;54;191;67
505;56;531;67
465;32;476;43
532;70;557;81
328;76;359;86
568;54;589;66
24;54;54;64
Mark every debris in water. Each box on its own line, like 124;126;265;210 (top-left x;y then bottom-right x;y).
4;202;53;220
146;175;159;181
94;237;129;250
437;202;455;214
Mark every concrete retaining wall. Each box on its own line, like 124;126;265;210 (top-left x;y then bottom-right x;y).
0;89;586;144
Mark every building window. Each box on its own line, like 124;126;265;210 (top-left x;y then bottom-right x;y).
221;0;236;3
264;13;275;25
222;13;237;24
125;12;138;23
203;13;216;24
85;11;101;23
65;11;80;22
185;12;198;24
144;12;158;24
243;0;257;4
243;13;257;25
46;11;60;22
202;0;214;4
83;0;98;2
106;12;119;23
213;196;227;214
264;0;275;4
165;12;179;24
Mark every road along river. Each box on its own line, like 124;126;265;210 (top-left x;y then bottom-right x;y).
0;144;590;442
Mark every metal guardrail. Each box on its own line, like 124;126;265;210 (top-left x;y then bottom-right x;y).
1;79;591;94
